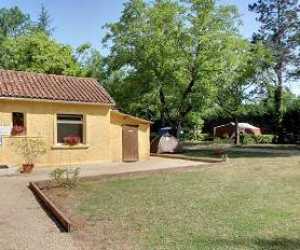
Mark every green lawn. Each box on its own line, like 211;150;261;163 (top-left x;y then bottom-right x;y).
52;153;300;250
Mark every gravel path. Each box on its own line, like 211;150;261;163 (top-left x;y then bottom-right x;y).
0;176;79;250
0;157;202;250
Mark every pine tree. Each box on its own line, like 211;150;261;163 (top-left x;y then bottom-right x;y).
249;0;300;141
37;4;53;35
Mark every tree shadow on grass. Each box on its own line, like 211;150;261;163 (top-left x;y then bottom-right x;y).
183;149;300;159
194;237;300;250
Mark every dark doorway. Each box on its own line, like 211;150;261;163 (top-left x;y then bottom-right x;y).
122;125;139;162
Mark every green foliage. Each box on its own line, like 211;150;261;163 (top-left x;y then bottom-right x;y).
215;41;270;116
0;6;96;78
213;136;232;144
282;101;300;142
203;90;300;140
36;4;53;35
0;6;31;39
241;134;274;145
240;134;256;145
249;0;300;79
76;43;106;80
0;32;84;75
103;0;249;132
249;0;300;136
50;167;80;189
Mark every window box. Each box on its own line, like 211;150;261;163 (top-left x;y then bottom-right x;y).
51;144;89;150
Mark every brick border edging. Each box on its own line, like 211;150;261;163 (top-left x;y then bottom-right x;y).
151;153;223;163
29;162;222;233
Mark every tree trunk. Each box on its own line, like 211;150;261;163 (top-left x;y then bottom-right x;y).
176;121;182;139
274;68;284;142
176;104;193;138
159;86;167;127
235;118;240;145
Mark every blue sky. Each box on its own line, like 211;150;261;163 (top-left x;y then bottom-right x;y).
0;0;259;49
1;0;299;94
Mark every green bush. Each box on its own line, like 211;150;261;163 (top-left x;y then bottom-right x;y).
240;134;256;144
241;134;274;144
50;167;80;189
213;136;232;144
191;133;210;141
255;134;274;144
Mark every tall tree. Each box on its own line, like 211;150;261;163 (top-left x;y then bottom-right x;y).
249;0;300;141
215;40;269;144
0;32;83;76
0;6;31;39
36;4;53;35
104;0;246;135
75;43;106;80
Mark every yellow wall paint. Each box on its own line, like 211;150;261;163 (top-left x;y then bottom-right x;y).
110;112;150;162
0;100;149;168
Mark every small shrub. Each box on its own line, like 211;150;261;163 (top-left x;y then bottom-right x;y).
241;134;256;144
189;133;210;142
256;134;274;144
241;134;274;144
213;136;232;144
50;167;80;189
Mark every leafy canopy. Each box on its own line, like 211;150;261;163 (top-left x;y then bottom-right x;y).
104;0;252;131
0;6;31;39
0;32;83;76
0;6;98;77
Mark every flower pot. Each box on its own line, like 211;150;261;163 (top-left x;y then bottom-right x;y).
11;125;26;136
63;135;80;146
21;164;34;174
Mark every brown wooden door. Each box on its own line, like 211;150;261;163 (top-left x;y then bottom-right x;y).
122;125;139;162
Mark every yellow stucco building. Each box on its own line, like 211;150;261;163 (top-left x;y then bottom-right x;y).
0;69;151;168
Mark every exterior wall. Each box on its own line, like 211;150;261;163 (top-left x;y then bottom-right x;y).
110;114;150;162
110;122;123;162
0;100;111;167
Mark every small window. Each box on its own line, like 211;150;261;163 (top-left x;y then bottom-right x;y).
13;112;24;127
57;114;84;144
11;112;25;135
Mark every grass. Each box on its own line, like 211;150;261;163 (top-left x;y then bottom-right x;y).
48;151;300;250
181;144;300;160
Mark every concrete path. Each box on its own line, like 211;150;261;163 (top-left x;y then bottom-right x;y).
0;157;203;250
32;157;205;181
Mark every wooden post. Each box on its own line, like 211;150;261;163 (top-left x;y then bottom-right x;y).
235;118;240;145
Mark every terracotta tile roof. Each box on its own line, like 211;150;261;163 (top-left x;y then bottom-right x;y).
0;69;114;105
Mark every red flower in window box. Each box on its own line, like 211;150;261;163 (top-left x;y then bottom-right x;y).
11;125;26;136
63;135;81;146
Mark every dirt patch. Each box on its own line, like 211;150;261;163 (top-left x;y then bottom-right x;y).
42;187;86;230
